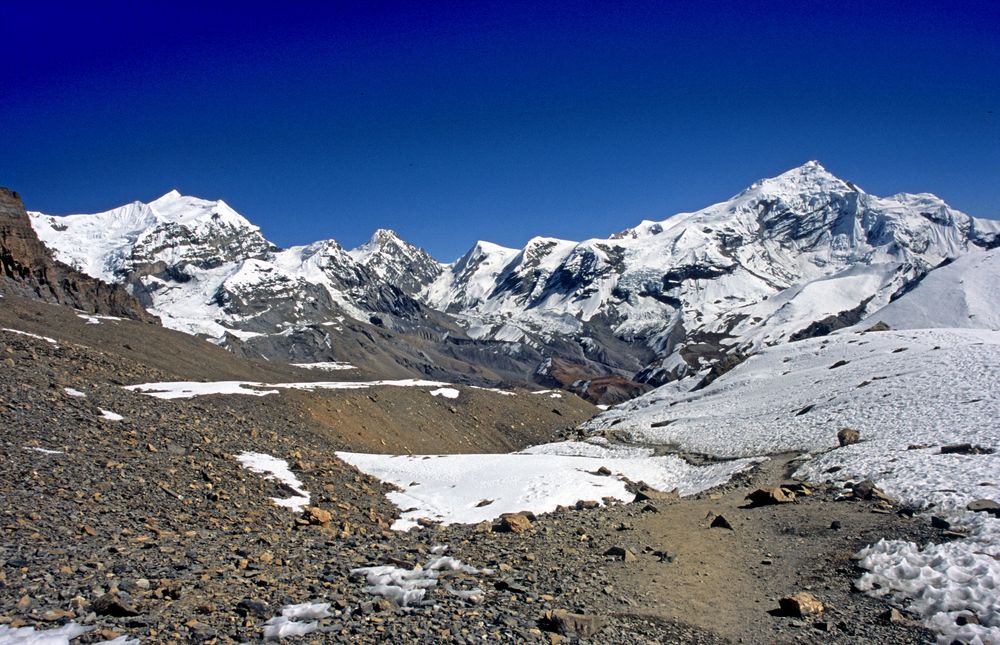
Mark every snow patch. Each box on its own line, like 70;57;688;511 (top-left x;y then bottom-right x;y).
291;361;356;371
236;452;311;512
99;409;124;421
263;602;331;641
2;328;59;345
430;387;460;399
24;447;63;455
63;388;85;398
123;379;450;400
0;623;136;645
351;548;490;606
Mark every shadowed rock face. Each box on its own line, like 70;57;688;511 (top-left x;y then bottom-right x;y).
0;187;158;323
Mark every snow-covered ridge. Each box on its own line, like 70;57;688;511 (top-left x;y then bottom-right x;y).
27;163;1000;387
423;161;999;382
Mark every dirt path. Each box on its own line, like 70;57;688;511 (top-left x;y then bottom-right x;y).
597;454;936;643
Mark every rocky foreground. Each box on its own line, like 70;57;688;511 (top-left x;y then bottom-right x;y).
0;318;945;644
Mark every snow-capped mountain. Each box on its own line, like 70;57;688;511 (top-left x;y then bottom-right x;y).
27;162;1000;396
426;161;1000;384
348;229;444;297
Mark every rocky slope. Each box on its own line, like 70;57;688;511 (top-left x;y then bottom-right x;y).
0;188;155;322
0;317;936;644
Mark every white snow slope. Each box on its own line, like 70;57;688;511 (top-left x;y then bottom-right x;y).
859;247;1000;332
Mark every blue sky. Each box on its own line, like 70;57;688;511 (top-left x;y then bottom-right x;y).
3;1;998;260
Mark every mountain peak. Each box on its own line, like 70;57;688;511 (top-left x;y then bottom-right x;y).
741;160;856;199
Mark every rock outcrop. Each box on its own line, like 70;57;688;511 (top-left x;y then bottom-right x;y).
0;188;157;322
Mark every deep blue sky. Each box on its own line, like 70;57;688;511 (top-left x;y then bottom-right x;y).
3;1;998;260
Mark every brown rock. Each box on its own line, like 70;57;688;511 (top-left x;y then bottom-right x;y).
967;499;1000;517
541;609;606;637
837;427;860;447
745;487;796;507
92;592;139;617
778;592;824;618
494;513;532;533
305;506;332;525
633;486;680;503
603;546;637;562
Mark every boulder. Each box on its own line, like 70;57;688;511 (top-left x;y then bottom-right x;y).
541;609;606;637
967;499;1000;517
837;428;860;447
634;486;680;503
305;506;332;525
494;513;532;534
603;546;637;562
92;592;139;617
745;487;795;507
778;592;824;617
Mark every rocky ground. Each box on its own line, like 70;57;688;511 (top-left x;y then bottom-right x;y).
0;298;940;644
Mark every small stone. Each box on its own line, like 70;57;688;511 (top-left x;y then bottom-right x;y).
778;592;824;618
850;480;880;500
829;521;842;530
603;546;637;562
931;516;951;530
595;466;612;476
236;598;270;618
710;514;733;530
92;592;139;617
837;427;860;447
880;608;905;623
305;507;332;525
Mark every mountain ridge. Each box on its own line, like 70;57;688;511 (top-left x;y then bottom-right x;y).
25;162;1000;398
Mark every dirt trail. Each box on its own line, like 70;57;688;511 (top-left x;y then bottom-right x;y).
600;454;934;643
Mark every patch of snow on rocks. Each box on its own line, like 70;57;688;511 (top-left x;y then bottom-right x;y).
236;451;311;512
856;531;999;645
429;387;460;399
2;328;59;345
0;623;136;645
24;447;63;455
99;409;124;421
351;547;491;606
291;361;356;371
63;387;86;398
124;379;451;399
123;381;280;400
263;602;331;641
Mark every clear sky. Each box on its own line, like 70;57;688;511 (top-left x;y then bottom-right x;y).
3;1;998;260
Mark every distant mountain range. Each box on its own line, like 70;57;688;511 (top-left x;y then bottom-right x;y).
26;162;1000;401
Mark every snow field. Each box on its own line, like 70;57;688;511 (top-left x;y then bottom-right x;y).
338;442;756;531
123;378;451;400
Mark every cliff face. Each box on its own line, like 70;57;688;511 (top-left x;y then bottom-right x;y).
0;188;158;323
